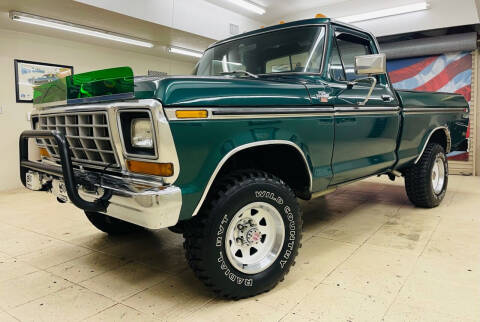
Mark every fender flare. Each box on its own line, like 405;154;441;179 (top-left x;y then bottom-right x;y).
414;126;451;164
191;140;312;216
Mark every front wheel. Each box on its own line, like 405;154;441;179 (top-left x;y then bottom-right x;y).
183;170;302;299
404;143;448;208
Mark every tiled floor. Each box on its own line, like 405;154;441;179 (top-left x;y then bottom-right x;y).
0;175;479;321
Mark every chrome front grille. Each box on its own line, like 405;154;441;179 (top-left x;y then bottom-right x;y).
35;111;120;168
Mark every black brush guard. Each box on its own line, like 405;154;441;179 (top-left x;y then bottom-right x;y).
19;130;111;212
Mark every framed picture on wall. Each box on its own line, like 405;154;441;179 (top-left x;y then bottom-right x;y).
14;59;74;103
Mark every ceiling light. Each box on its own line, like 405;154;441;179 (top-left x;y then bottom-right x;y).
169;46;203;58
225;0;266;15
338;2;429;23
9;11;154;48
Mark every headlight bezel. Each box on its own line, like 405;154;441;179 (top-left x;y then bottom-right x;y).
118;109;157;159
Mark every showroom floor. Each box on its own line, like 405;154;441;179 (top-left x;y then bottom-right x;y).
0;175;478;321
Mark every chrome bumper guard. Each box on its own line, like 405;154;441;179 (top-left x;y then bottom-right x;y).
19;130;181;229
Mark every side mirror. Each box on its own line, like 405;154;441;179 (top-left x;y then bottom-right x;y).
354;54;386;75
351;54;386;106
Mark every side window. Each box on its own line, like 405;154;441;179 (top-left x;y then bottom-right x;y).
335;32;372;81
329;40;346;81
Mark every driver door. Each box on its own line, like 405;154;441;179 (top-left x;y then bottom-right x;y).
328;29;401;185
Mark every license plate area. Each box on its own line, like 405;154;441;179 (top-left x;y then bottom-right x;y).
25;171;44;191
52;179;69;203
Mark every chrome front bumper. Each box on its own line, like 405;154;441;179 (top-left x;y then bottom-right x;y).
20;130;181;230
81;183;182;230
26;168;182;229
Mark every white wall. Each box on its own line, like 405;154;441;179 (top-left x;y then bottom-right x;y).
279;0;480;37
75;0;262;41
0;28;195;191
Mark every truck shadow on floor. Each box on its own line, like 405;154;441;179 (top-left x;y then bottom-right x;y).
78;181;412;301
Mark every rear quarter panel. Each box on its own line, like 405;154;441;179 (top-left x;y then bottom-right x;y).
395;90;469;169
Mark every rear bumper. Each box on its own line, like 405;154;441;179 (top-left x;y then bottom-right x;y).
19;130;181;229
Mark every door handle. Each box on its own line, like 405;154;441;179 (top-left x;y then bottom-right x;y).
382;95;394;102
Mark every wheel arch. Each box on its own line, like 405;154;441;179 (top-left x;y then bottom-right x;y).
414;126;451;164
192;140;312;216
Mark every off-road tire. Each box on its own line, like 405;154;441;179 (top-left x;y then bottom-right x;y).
183;170;302;299
404;143;448;208
85;211;143;235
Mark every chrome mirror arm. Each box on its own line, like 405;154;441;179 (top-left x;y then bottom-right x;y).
353;76;377;106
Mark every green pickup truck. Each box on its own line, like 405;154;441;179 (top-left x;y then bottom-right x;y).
20;18;469;299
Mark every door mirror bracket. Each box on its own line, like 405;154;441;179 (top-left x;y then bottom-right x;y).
349;77;377;106
352;53;386;105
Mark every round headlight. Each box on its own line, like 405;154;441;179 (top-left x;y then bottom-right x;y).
131;118;153;148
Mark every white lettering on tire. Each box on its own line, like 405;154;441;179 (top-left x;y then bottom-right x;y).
281;205;296;266
255;191;283;204
217;252;253;287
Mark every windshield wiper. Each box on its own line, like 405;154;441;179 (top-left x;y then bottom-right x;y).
220;70;259;79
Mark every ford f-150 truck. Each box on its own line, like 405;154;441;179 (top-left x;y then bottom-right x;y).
20;18;469;299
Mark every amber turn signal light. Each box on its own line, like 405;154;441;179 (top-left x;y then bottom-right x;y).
175;110;208;119
39;147;50;158
126;160;174;177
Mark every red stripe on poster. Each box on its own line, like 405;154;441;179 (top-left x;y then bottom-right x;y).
389;56;437;83
415;55;472;92
455;85;471;102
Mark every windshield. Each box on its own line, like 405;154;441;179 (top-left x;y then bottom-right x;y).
194;26;326;76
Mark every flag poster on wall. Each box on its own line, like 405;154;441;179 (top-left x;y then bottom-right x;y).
387;51;472;161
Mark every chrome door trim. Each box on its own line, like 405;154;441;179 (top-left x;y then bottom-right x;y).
334;106;400;116
192;140;312;216
165;106;401;119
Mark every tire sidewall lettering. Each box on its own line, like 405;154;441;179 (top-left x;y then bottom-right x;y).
212;188;299;287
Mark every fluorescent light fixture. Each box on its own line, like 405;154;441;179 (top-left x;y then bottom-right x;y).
225;0;266;15
338;2;429;23
169;46;203;58
9;11;154;48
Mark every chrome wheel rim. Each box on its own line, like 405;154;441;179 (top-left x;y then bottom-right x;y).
225;202;285;274
431;156;446;195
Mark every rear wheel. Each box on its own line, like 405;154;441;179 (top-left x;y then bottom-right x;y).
404;143;448;208
85;211;143;235
183;170;302;299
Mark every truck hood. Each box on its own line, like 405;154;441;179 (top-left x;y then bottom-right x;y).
135;75;312;107
32;67;313;109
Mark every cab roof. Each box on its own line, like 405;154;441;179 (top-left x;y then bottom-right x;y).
209;18;331;49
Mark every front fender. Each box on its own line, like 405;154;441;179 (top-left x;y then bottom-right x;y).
168;115;334;220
